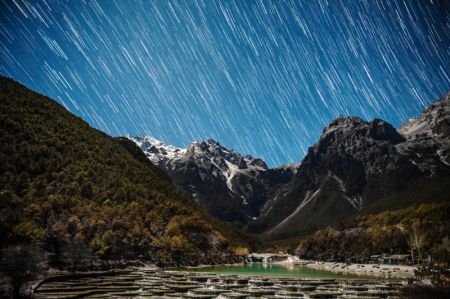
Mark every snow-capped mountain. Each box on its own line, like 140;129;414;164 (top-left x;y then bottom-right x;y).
131;92;450;237
396;93;450;173
131;136;186;165
129;137;296;226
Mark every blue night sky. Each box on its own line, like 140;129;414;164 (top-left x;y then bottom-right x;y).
1;0;449;167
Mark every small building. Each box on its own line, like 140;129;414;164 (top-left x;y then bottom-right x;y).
370;255;383;264
382;254;410;265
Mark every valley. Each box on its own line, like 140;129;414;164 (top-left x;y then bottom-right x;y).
2;0;449;297
1;77;449;298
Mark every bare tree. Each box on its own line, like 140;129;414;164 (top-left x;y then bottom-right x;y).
407;222;426;265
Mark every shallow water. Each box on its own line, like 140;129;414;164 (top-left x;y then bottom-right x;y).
187;262;362;279
33;268;404;298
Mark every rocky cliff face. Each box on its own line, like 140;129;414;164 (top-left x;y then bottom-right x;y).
396;93;450;174
251;93;450;237
132;93;450;238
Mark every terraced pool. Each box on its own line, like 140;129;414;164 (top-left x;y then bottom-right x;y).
33;268;405;298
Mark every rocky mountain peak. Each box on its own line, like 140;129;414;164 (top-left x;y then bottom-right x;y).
322;116;364;136
188;139;222;151
131;135;289;225
310;115;405;162
185;139;269;171
188;139;224;154
396;93;450;173
131;135;270;174
322;115;403;144
129;135;186;165
367;118;405;144
399;93;450;139
130;92;449;236
244;155;269;170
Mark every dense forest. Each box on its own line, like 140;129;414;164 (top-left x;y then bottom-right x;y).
295;202;450;266
0;77;250;292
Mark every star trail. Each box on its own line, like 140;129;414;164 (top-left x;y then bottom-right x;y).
1;0;448;166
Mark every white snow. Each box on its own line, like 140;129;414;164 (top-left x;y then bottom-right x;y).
269;171;363;234
129;135;186;164
224;160;253;194
268;188;321;235
331;173;362;210
398;119;428;137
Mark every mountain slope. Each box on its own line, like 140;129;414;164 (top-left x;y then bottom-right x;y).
296;202;450;263
131;136;297;227
253;93;450;238
132;93;450;240
0;77;244;269
397;95;450;173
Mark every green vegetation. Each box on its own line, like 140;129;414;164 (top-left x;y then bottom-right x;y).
0;77;249;288
296;202;450;266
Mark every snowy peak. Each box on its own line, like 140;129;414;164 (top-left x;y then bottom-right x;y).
130;135;269;173
396;93;450;172
182;139;270;194
129;136;186;165
130;135;293;225
186;139;268;171
399;92;450;138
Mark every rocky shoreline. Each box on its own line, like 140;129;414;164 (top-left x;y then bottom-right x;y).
305;261;414;279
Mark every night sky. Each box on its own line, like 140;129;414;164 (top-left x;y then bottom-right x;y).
1;0;449;167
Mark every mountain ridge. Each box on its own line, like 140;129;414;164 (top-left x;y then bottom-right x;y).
130;136;295;226
132;92;450;238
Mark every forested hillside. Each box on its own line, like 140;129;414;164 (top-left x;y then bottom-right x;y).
296;202;450;265
0;77;247;273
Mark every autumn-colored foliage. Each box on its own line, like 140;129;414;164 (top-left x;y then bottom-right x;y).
296;202;450;265
0;77;245;272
